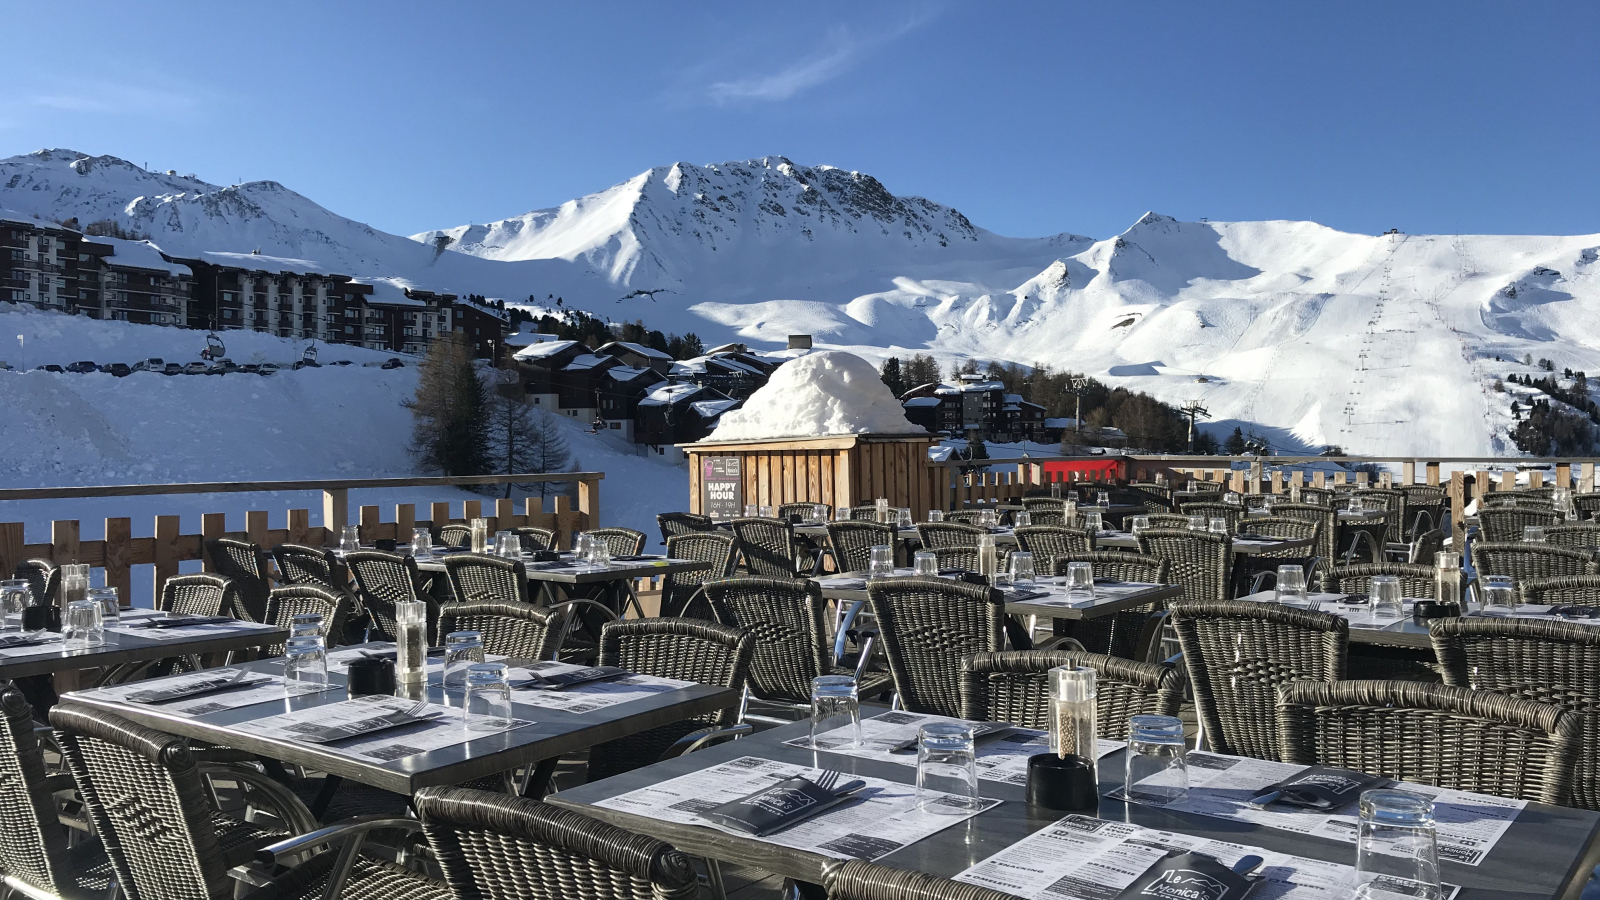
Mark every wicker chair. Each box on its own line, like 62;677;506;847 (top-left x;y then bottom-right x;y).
704;577;893;706
1135;529;1231;605
1272;502;1339;562
1401;528;1446;565
916;522;987;549
1472;542;1599;582
1574;492;1600;519
1020;497;1068;516
415;786;698;900
1049;552;1170;659
1174;501;1242;531
1013;525;1094;576
929;547;983;572
262;584;351;656
1400;485;1448;537
436;523;473;550
659;532;739;618
1316;563;1437;598
584;528;648;557
1479;507;1561;543
849;505;883;522
823;859;1017;900
585;619;754;782
1145;513;1193;530
1313;563;1445;683
513;526;557;552
1361;488;1408;534
1545;524;1600;552
1170;598;1347;759
1518;575;1600;605
1432;616;1600;809
1277;680;1578;805
13;558;59;606
729;517;806;578
959;650;1183;739
866;577;1006;717
269;543;347;593
346;550;436;642
203;537;272;622
1288;486;1331;506
777;502;825;523
1238;516;1320;556
443;553;531;605
0;684;117;900
827;521;897;574
656;512;715;544
437;601;563;661
1124;483;1174;512
943;510;985;526
159;572;239;618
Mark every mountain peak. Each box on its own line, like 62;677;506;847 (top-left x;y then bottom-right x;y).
1130;211;1179;229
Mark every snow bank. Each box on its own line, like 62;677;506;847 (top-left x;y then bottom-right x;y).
708;351;920;441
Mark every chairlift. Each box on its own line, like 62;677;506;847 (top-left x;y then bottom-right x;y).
200;332;225;361
301;342;318;365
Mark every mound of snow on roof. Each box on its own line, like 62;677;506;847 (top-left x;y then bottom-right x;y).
708;351;920;441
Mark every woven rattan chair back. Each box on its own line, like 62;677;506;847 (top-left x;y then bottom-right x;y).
849;505;882;522
1052;552;1170;658
824;859;1018;900
730;517;801;578
415;786;698;900
1170;598;1347;759
1405;529;1445;565
444;554;531;605
1145;514;1193;530
1135;529;1231;605
345;550;429;642
0;684;78;897
931;547;983;572
1545;524;1600;552
1432;616;1600;808
1472;542;1599;582
202;537;271;623
1575;492;1600;518
262;584;351;655
1278;680;1578;805
660;533;740;618
704;577;831;705
13;558;58;606
1361;488;1407;529
1479;507;1561;543
1053;551;1169;584
656;512;716;544
1013;526;1094;577
1174;502;1242;531
777;502;824;523
827;521;897;574
959;650;1183;739
586;619;754;782
1236;516;1320;559
513;526;557;552
1020;497;1067;515
436;523;473;550
1124;483;1174;512
586;528;648;557
269;543;346;593
1270;503;1338;561
438;601;562;661
1317;563;1437;598
867;576;1006;717
1517;575;1600;605
159;573;238;618
50;703;235;900
916;522;987;550
943;510;984;526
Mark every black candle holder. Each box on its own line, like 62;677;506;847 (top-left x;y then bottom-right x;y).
346;658;397;696
1027;753;1098;812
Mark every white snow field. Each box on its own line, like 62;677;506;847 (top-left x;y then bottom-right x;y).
708;351;916;441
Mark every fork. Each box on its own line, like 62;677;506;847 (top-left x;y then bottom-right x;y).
814;769;841;792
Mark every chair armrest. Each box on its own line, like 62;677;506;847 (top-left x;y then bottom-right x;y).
833;600;868;660
254;816;421;866
41;773;76;794
660;724;754;760
200;763;319;835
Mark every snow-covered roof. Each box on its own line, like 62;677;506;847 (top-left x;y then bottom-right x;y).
1003;393;1024;403
514;339;581;361
669;360;705;376
562;354;610;371
691;399;741;418
1002;403;1022;411
709;351;922;441
359;277;427;307
709;356;767;376
1044;417;1078;429
962;380;1005;392
0;207;77;231
903;397;942;408
457;297;509;321
606;365;658;382
928;445;956;462
602;341;671;361
639;383;704;407
93;237;191;277
506;329;560;348
198;251;343;276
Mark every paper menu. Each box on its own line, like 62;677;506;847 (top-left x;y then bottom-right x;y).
76;669;332;716
231;694;531;762
505;661;693;713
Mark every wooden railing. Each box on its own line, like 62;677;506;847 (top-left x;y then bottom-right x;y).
0;473;603;604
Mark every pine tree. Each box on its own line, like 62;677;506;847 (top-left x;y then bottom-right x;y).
405;335;489;477
1224;427;1248;455
879;357;905;397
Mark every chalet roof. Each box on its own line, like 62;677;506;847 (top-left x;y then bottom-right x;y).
691;399;741;418
361;277;429;308
92;237;191;277
639;382;706;407
606;365;664;384
514;339;581;361
562;353;613;372
903;397;942;408
0;207;78;232
600;340;672;361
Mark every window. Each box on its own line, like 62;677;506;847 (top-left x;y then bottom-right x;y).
222;309;235;319
610;422;621;430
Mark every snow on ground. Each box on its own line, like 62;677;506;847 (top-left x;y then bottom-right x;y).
708;351;918;440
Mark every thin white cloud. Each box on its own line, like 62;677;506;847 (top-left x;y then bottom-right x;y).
702;14;934;105
0;77;206;128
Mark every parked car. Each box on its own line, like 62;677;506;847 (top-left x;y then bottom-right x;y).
161;363;184;375
0;361;12;371
131;357;164;373
105;362;131;377
381;357;404;369
258;363;279;375
241;364;261;374
208;357;237;374
65;361;99;373
34;364;64;373
291;359;321;370
183;361;210;375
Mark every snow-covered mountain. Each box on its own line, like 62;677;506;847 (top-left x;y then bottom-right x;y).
7;147;1600;455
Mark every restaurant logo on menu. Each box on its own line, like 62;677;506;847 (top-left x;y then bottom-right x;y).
1137;869;1235;900
745;785;816;817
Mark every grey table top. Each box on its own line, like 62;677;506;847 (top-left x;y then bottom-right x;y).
549;719;1600;899
1244;507;1389;522
1094;531;1315;556
1234;591;1600;649
64;642;740;794
0;610;288;679
409;550;712;584
813;573;1179;621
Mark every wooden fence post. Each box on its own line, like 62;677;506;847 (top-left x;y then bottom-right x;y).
430;502;452;530
1530;471;1545;488
1449;470;1466;549
322;489;348;533
1426;462;1440;486
578;476;601;530
152;515;180;603
287;509;310;545
1584;462;1596;493
1402;461;1415;485
397;504;416;538
201;513;226;572
359;506;380;540
103;517;131;601
1556;463;1571;490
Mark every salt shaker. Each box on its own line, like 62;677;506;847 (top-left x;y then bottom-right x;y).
396;600;428;685
977;533;999;580
1048;665;1097;765
1434;551;1461;607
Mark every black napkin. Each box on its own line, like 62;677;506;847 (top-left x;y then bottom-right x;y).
0;631;62;649
1004;589;1050;602
609;554;659;562
1113;851;1255;900
138;615;235;629
699;776;864;836
288;705;442;743
511;665;627;690
125;671;266;704
1252;765;1388;810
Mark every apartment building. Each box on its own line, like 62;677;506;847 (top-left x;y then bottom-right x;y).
79;237;193;326
1;210;85;313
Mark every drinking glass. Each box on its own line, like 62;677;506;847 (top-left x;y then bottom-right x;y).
1348;497;1363;513
1354;790;1441;900
1130;515;1150;536
590;541;612;568
813;504;829;524
836;506;852;522
88;586;120;626
1275;565;1310;608
1481;575;1516;614
470;518;490;553
913;550;939;577
809;675;860;749
1066;561;1094;596
977;534;1000;579
979;508;999;529
289;613;325;643
916;723;981;813
1013;511;1032;529
1371;575;1404;620
494;530;518;558
759;505;775;519
1076;510;1098;534
60;569;88;607
1050;482;1063;499
464;663;514;730
63;600;104;650
1208;518;1228;534
745;504;759;518
897;508;914;529
1124;714;1189;804
284;635;328;693
1187;515;1206;531
340;525;361;555
0;581;30;632
1224;492;1242;507
926;509;945;523
443;630;486;692
1262;494;1277;512
1096;491;1110;507
411;527;433;559
868;545;895;579
1009;552;1035;587
574;533;594;563
1523;525;1547;543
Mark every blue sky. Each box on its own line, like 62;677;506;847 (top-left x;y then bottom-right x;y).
4;1;1597;240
